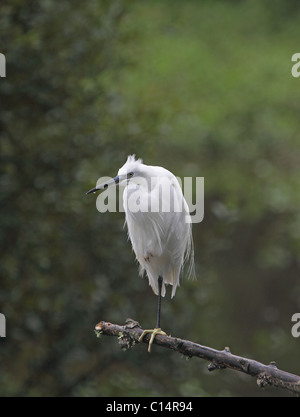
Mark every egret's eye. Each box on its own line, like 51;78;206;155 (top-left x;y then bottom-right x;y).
128;172;134;178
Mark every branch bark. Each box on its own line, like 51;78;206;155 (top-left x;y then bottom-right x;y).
95;319;300;396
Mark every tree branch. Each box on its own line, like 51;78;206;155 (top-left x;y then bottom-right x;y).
95;319;300;396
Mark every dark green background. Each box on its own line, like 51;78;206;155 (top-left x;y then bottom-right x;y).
0;0;299;397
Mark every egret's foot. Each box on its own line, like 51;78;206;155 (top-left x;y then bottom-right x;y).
138;328;167;353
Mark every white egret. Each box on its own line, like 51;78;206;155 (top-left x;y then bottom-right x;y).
87;155;194;352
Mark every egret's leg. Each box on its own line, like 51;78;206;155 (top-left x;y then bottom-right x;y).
138;275;167;352
156;275;163;328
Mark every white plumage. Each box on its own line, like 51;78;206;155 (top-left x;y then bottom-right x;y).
117;155;194;298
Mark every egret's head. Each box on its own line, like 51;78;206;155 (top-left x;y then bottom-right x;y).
117;154;143;183
86;154;144;194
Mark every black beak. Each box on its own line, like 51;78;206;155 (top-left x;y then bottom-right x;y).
86;176;119;195
86;186;102;195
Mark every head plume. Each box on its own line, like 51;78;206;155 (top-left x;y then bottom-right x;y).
126;154;143;165
117;154;143;177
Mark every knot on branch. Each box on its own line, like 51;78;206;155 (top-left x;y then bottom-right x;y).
257;371;300;394
118;318;142;350
257;372;272;389
208;360;226;372
239;358;250;373
208;347;231;372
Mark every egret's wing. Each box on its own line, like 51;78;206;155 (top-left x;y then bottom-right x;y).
123;174;195;297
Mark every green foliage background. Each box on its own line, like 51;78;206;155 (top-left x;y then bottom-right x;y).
0;0;299;397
